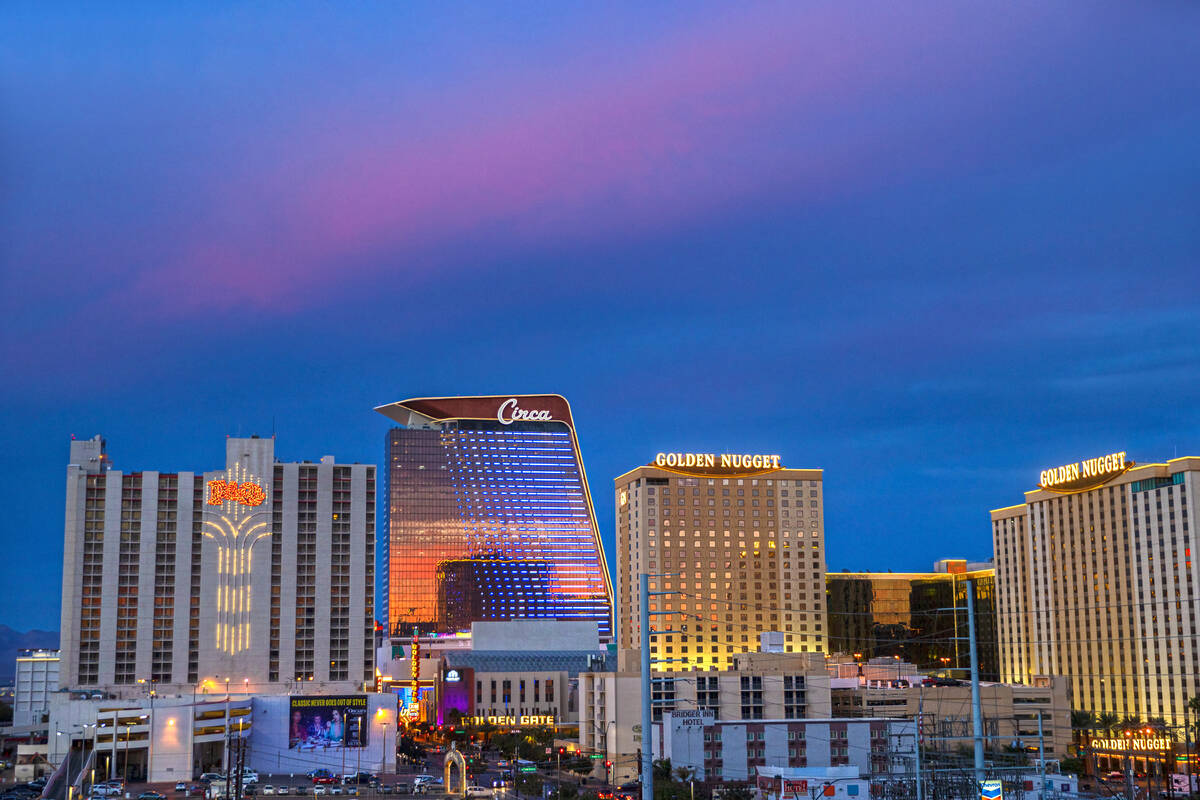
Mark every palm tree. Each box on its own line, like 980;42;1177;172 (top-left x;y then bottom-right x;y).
1071;710;1097;754
1097;713;1121;735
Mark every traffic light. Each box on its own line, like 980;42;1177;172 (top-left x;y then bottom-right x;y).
558;747;565;755
604;761;612;768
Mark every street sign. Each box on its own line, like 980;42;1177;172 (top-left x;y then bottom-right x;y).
981;780;1002;800
589;754;604;760
519;766;537;773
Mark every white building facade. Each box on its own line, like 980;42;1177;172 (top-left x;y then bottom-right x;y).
14;649;60;727
59;435;376;696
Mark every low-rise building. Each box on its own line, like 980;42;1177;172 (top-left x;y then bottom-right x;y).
579;651;834;783
14;649;60;727
660;715;915;783
829;673;1071;759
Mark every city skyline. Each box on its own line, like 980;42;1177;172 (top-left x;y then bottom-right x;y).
3;2;1199;632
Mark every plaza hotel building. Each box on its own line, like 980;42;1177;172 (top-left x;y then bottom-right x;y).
991;452;1200;728
60;435;376;694
615;453;826;670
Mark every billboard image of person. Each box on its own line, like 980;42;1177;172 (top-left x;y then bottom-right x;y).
289;696;369;749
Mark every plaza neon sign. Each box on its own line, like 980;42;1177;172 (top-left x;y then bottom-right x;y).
1039;451;1131;493
206;479;266;507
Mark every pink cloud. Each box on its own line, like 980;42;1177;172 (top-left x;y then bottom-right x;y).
103;2;1084;315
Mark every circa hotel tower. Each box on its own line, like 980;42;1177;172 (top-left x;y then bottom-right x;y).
377;395;614;639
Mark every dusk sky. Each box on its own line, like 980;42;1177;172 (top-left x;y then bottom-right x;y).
2;3;1198;633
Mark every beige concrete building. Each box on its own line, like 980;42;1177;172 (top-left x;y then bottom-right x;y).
991;453;1200;728
60;435;376;696
579;650;833;783
615;454;826;670
830;674;1072;759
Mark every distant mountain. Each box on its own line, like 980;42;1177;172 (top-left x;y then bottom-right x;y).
0;626;60;684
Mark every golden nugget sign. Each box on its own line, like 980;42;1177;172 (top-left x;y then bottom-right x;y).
655;453;782;470
468;715;555;726
1039;451;1131;493
1089;736;1171;753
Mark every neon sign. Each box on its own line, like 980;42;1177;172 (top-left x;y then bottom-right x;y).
206;479;266;507
1039;451;1131;493
654;452;782;470
497;398;553;425
1089;736;1171;752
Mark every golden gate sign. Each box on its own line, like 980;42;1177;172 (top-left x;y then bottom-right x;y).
468;715;555;726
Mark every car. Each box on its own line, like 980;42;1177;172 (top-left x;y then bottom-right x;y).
378;787;392;796
278;788;290;796
176;784;189;793
465;787;492;798
262;787;275;796
346;790;359;797
312;788;327;797
1105;772;1125;781
244;789;258;798
329;788;343;797
138;793;168;800
412;777;437;786
201;775;224;785
242;774;260;785
391;786;410;795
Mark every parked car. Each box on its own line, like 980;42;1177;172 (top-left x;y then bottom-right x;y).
329;788;343;797
294;787;309;796
278;787;290;796
312;788;327;797
242;773;260;785
176;783;189;793
262;786;276;796
138;792;168;800
466;787;492;798
201;775;224;785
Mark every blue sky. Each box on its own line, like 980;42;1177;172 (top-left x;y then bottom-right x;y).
2;2;1198;632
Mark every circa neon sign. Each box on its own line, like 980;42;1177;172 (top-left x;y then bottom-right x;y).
1039;451;1130;493
206;479;266;507
497;398;553;425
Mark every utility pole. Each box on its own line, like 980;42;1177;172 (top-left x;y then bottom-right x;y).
967;579;985;788
915;693;924;800
639;573;652;800
1037;711;1045;800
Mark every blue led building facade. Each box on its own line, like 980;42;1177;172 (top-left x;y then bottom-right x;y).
377;395;614;639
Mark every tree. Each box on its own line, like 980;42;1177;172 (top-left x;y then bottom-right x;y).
1071;710;1096;755
1096;713;1121;735
652;759;673;782
1059;757;1085;776
672;766;695;783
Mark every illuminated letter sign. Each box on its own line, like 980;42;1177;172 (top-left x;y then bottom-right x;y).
497;398;553;425
1039;451;1131;493
206;479;266;507
653;452;782;474
445;670;460;682
1089;736;1172;753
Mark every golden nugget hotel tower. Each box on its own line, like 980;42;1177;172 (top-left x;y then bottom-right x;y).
992;452;1200;727
616;452;826;670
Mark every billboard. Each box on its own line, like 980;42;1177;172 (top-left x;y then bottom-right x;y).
289;696;369;749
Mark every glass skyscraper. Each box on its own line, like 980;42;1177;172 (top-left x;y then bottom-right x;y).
377;395;613;639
